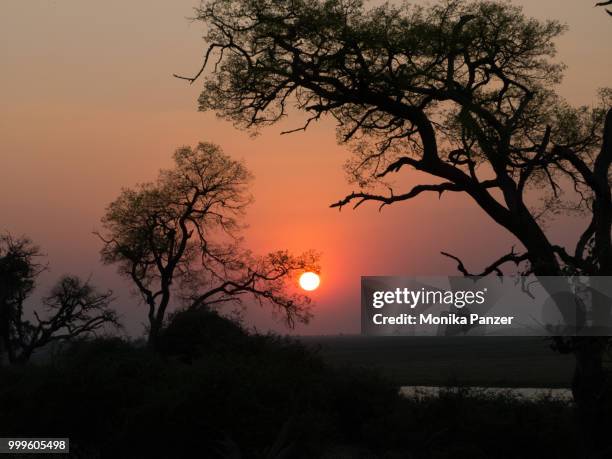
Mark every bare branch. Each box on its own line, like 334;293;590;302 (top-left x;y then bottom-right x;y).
441;248;530;277
331;180;498;211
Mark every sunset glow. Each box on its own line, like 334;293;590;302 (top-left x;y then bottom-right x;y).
299;272;320;291
1;0;609;338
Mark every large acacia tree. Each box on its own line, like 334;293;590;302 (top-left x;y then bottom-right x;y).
98;142;318;348
179;0;611;437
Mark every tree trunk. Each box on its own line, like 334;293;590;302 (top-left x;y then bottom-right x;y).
534;275;609;456
572;337;609;457
0;300;9;366
147;308;167;351
571;108;612;457
147;290;170;351
147;321;162;350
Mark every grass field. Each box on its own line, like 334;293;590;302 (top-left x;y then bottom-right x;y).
299;336;575;388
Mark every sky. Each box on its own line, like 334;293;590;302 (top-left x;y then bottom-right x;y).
1;0;611;337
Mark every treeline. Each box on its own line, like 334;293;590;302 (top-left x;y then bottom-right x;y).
0;142;318;365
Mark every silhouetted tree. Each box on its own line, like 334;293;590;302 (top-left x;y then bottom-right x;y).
0;235;120;364
98;142;318;348
0;235;42;363
180;0;611;446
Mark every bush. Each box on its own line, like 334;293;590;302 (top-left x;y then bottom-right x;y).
157;307;249;361
0;326;396;458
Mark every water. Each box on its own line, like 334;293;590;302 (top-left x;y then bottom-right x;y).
400;386;573;402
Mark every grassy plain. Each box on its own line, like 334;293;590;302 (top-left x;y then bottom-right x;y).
299;336;575;388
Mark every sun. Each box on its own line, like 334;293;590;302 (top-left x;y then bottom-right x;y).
299;272;320;291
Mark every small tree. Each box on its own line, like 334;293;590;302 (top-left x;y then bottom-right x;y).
0;235;120;364
98;142;318;348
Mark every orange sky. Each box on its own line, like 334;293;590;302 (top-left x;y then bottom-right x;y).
1;0;611;336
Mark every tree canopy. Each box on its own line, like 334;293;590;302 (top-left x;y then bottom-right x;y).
181;0;611;279
98;142;318;346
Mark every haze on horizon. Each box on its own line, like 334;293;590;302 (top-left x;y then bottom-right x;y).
1;0;611;337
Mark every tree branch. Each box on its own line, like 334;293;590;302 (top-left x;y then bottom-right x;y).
331;180;499;211
441;248;530;277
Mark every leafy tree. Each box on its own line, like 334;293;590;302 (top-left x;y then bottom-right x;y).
180;0;611;443
98;142;318;348
0;234;120;364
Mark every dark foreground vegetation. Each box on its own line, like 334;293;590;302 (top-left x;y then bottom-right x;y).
0;308;590;459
